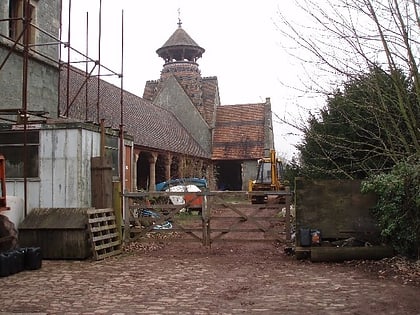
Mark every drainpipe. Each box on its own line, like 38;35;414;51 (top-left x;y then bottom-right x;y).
100;118;105;158
22;0;31;217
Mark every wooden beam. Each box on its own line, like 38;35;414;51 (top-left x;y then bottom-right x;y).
310;246;394;262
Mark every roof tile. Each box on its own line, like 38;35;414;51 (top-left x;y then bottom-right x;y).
60;66;209;158
212;104;266;160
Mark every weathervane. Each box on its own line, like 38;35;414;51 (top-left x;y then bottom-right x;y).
177;8;182;28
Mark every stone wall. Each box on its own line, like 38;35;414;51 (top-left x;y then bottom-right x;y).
0;0;60;119
0;0;60;60
0;48;59;118
154;75;212;154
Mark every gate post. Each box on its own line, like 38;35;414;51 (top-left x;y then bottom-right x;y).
123;190;130;242
285;192;291;241
201;193;210;247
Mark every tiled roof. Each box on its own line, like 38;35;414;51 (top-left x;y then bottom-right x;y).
143;72;268;161
59;66;209;158
156;26;204;62
212;103;266;160
157;26;204;52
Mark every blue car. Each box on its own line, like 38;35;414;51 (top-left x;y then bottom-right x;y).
156;178;207;191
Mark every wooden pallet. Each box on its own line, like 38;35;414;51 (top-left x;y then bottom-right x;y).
87;208;122;260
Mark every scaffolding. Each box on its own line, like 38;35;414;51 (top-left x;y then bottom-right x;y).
0;0;126;215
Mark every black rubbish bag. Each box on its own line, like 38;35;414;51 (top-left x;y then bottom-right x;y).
15;248;25;273
24;247;42;270
0;252;10;277
7;250;18;275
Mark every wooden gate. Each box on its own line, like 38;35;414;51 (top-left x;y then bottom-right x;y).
123;190;292;246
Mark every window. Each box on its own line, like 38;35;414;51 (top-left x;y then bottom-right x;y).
9;0;36;45
105;135;119;177
0;130;39;178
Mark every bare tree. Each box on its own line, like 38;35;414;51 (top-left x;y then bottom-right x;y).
275;0;420;172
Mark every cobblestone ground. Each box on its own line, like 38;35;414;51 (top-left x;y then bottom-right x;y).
0;241;419;315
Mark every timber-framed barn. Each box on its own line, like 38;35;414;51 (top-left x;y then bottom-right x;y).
0;1;276;215
61;19;275;193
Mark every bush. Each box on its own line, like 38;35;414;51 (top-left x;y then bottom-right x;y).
362;159;420;258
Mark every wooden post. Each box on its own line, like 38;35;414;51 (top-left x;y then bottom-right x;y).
123;190;130;242
91;157;113;208
0;155;9;210
201;193;210;247
133;153;139;191
113;181;122;240
285;191;291;241
310;246;394;262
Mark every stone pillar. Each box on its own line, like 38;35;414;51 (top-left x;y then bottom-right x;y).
164;153;172;181
178;156;185;179
207;162;214;190
198;160;203;176
148;152;158;191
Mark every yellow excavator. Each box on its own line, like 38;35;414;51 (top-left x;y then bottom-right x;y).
248;149;287;204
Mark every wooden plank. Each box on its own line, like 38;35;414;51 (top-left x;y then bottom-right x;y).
209;228;282;233
130;204;181;210
310;246;394;262
88;216;116;224
93;240;122;251
96;249;122;260
211;238;278;243
210;216;284;221
87;208;114;215
91;158;113;209
92;232;119;242
90;223;118;233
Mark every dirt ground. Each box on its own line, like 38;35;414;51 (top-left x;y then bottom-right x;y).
127;233;420;288
1;235;419;315
1;200;419;314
